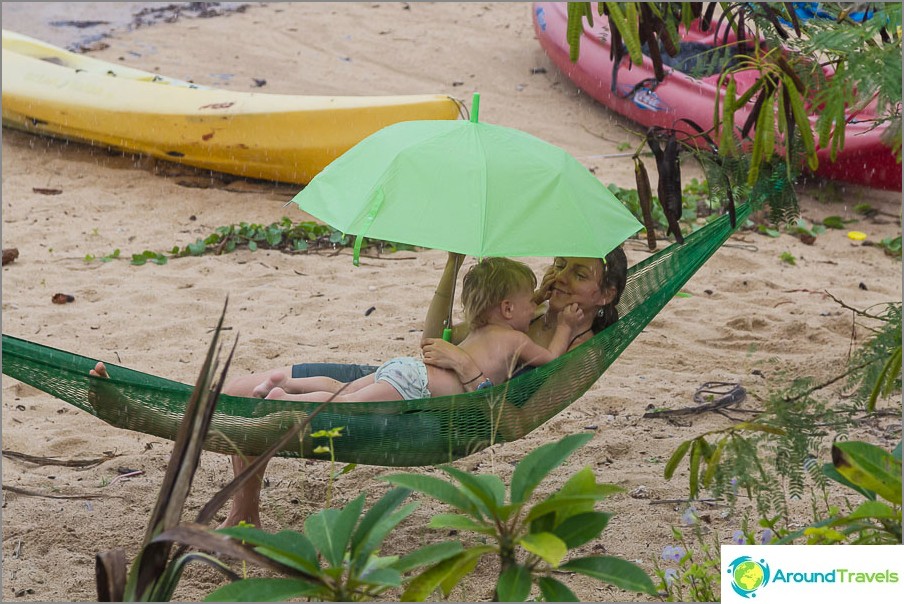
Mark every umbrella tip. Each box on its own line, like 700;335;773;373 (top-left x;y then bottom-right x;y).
470;92;480;123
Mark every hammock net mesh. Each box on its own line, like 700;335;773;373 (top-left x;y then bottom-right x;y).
1;204;749;466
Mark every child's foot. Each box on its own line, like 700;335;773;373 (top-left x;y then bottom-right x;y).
89;362;109;378
252;372;286;398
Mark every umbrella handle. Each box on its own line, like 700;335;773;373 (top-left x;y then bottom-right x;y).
442;328;453;342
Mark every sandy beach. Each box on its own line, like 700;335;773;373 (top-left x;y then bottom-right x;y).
2;3;902;601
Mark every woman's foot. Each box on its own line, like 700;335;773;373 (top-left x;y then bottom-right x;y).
218;455;264;529
252;371;286;398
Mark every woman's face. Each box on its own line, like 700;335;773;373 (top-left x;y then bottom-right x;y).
547;257;611;312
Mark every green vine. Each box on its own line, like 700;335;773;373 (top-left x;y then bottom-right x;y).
84;218;416;266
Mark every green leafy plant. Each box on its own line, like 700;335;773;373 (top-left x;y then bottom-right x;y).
778;440;902;545
84;249;121;263
779;251;796;265
845;301;902;411
87;217;418;264
786;217;825;242
654;528;721;602
878;235;903;258
206;488;464;602
131;250;168;266
310;426;344;508
381;433;656;601
664;422;785;500
821;215;847;229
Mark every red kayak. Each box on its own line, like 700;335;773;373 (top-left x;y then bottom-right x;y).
533;2;901;191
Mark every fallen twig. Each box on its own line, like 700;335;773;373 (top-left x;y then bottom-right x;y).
106;470;145;487
2;485;109;499
1;450;119;468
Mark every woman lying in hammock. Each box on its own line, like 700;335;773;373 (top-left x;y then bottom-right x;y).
254;257;584;403
217;249;628;528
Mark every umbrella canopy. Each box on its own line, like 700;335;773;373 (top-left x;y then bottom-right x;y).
291;94;642;265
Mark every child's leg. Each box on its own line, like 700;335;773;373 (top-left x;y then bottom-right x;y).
266;380;403;403
253;372;345;397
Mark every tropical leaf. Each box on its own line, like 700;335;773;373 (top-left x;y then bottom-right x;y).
510;433;592;504
832;441;902;505
538;576;579;602
496;564;532;602
203;577;320;602
560;556;656;595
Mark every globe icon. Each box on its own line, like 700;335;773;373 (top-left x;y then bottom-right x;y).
733;560;765;592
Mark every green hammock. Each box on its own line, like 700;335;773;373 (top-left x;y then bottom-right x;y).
1;203;750;467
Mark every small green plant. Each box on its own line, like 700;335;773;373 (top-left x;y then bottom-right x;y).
845;301;902;411
310;426;344;508
131;250;168;266
89;217;417;264
381;433;656;601
853;202;876;216
664;422;785;500
207;488;463;602
653;528;721;602
786;217;826;242
821;215;847;229
779;440;902;545
779;251;796;265
878;235;902;258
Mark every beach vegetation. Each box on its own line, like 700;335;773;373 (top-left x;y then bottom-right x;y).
206;488;464;602
878;235;902;257
380;433;657;601
779;251;796;265
658;296;901;553
653;528;720;602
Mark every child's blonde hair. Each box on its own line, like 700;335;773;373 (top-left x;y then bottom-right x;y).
461;257;537;329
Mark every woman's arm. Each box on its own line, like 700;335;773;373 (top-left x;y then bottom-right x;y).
422;252;469;344
421;337;486;391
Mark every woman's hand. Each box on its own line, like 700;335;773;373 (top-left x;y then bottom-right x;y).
532;264;558;305
421;337;469;373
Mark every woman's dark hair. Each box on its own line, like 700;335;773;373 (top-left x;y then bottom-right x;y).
591;246;628;333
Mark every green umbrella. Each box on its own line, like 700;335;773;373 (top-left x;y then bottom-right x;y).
291;93;642;265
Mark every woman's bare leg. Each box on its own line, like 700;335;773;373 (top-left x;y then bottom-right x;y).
219;367;294;528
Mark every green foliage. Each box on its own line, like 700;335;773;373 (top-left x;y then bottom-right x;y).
87;217;417;265
84;249;121;263
878;236;903;258
821;215;847;229
847;302;902;411
608;177;710;239
310;427;344;508
381;433;656;601
780;440;902;545
654;528;721;602
131;250;168;266
207;488;464;602
779;251;796;265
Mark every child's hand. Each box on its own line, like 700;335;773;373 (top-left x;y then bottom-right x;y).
532;265;558;304
561;303;584;329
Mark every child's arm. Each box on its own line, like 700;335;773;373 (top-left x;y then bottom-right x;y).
515;303;584;366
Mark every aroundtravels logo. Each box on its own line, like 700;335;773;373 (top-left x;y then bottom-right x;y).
726;556;771;598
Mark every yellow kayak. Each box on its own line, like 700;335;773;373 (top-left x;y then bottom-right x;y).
1;30;461;184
